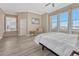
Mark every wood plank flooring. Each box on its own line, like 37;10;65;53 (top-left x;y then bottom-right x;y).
0;36;55;56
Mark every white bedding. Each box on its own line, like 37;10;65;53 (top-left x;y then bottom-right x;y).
34;32;78;56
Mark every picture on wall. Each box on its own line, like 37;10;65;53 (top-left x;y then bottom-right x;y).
32;18;40;24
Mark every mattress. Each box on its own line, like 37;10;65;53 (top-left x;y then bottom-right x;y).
34;32;78;56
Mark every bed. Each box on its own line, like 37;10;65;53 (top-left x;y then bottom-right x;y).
34;32;79;56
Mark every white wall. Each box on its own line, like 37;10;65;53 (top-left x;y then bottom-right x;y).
18;13;28;36
18;12;42;36
41;13;49;32
27;12;42;33
0;9;4;39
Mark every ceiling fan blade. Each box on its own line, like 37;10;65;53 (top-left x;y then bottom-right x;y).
45;3;51;7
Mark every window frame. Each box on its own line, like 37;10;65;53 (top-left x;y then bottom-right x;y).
49;4;79;34
71;7;79;32
4;15;18;32
59;11;69;32
50;15;58;31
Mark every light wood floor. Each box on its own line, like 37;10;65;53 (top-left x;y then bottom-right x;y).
0;36;55;56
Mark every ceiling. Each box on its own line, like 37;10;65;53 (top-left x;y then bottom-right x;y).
0;3;72;15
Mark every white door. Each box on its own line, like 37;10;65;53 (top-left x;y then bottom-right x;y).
19;19;26;35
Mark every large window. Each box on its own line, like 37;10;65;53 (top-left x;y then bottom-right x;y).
50;15;57;30
59;12;68;30
72;8;79;31
5;16;17;32
50;6;79;34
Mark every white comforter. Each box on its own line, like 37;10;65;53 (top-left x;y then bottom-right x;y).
34;32;78;56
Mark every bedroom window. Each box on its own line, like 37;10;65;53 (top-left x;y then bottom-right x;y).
59;12;68;31
50;15;57;30
72;8;79;32
5;16;17;32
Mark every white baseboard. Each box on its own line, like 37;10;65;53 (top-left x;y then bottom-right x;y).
0;33;3;40
18;34;30;37
0;36;2;40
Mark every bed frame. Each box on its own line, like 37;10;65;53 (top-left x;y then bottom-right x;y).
39;43;79;56
70;51;79;56
39;43;59;56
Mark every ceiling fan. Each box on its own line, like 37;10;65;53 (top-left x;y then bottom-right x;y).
45;3;55;7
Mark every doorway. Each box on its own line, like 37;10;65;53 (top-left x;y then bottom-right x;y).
4;15;18;37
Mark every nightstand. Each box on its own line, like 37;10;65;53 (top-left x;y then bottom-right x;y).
29;31;37;36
